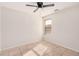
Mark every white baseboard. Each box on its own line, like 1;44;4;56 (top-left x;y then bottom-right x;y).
1;39;41;51
45;39;79;53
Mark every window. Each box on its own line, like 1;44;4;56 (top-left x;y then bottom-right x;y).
45;20;52;25
44;19;52;34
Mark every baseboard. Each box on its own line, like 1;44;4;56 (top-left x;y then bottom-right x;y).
45;39;79;53
1;39;40;51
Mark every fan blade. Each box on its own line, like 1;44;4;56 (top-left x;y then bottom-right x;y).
33;8;39;12
43;4;54;7
26;4;37;7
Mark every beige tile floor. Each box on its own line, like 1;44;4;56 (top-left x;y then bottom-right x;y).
0;39;79;56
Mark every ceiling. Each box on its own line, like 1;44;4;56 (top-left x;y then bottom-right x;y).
0;2;79;17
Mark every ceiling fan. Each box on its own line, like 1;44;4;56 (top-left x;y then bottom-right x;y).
26;2;55;12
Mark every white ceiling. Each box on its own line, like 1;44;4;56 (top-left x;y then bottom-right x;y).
0;2;79;17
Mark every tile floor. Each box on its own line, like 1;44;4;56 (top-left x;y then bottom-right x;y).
0;40;79;56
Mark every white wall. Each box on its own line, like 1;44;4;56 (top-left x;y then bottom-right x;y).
0;6;2;51
45;5;79;52
1;7;43;50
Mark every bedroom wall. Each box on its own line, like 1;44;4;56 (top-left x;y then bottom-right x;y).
1;7;43;50
44;5;79;52
0;6;2;51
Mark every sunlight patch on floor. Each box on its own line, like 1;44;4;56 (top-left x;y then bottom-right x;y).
23;50;37;56
23;43;48;56
33;43;48;55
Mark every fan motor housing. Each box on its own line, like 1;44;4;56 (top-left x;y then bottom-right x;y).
37;2;43;8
